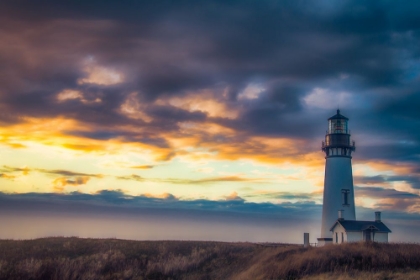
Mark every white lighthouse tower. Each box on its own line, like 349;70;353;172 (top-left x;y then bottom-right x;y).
317;110;356;246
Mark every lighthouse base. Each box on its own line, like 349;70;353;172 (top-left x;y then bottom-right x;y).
317;238;333;247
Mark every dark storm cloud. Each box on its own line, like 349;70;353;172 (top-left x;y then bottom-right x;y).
146;106;206;122
67;129;171;148
1;190;419;242
355;175;420;189
355;186;419;199
0;0;419;163
0;190;320;216
0;189;324;242
355;186;420;212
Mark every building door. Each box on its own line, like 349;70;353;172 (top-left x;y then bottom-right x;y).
364;230;371;241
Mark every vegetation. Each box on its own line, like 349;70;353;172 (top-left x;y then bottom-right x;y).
0;237;419;279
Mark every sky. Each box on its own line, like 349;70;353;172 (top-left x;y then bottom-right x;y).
0;0;419;243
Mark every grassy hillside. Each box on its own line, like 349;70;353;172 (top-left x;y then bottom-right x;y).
0;237;419;279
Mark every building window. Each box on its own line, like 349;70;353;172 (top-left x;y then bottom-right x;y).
341;189;350;206
335;232;338;243
341;232;344;243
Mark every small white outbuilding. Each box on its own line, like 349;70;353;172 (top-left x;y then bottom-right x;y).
330;211;391;244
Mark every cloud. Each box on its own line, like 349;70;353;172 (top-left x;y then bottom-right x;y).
52;176;91;191
246;190;322;202
224;191;245;202
179;176;261;185
354;174;420;190
238;84;265;100
355;186;420;212
0;0;420;242
115;174;264;185
56;89;102;104
142;192;178;201
0;165;104;190
34;168;102;191
0;190;419;242
355;186;419;199
119;92;153;122
130;165;154;169
0;173;15;180
0;0;418;168
4;143;26;149
0;189;320;215
77;59;123;86
2;166;31;175
303;88;354;109
0;189;324;242
117;174;144;182
38;169;103;178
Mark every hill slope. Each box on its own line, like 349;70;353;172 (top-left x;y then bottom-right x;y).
0;238;419;279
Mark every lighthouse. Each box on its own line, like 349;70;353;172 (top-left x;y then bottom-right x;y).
317;110;356;246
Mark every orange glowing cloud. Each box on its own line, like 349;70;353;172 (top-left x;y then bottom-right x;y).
119;92;153;123
130;165;154;169
0;173;15;180
0;107;326;177
53;176;91;191
56;89;101;104
155;89;239;119
363;161;416;175
0;166;31;178
142;192;177;199
224;191;244;201
375;197;420;213
0;117;175;161
167;120;321;167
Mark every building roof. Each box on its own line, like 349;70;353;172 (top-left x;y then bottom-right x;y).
328;109;349;120
330;220;392;233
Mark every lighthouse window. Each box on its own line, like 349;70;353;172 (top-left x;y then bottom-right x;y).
336;121;342;133
329;119;348;134
342;189;350;206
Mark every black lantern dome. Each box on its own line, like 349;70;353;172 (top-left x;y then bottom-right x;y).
322;110;355;157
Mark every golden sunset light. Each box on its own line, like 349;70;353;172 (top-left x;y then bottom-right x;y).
0;1;419;246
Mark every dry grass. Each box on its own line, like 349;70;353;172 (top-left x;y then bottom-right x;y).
301;270;420;280
0;238;419;279
235;242;420;280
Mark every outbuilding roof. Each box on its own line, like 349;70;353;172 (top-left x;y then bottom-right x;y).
328;109;349;120
330;220;392;233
